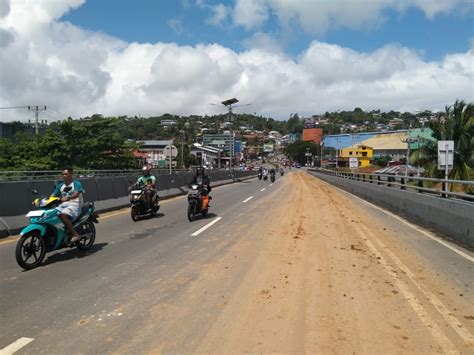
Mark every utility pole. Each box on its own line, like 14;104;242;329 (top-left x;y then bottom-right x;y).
28;106;47;135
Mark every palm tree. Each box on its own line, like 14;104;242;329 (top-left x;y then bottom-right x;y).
420;100;473;192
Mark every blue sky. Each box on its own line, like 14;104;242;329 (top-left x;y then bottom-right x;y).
1;0;473;120
61;0;474;61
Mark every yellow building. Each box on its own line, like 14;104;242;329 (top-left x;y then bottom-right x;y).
339;144;373;167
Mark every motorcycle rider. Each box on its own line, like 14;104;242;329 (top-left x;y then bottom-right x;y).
51;168;83;244
190;166;212;208
270;168;276;180
136;165;157;212
258;166;263;179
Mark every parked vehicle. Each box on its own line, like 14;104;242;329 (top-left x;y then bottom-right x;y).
187;184;211;221
16;194;99;270
129;183;160;221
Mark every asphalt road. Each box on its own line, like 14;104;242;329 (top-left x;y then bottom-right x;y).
0;170;472;354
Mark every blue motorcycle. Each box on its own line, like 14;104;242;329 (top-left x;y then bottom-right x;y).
16;194;99;270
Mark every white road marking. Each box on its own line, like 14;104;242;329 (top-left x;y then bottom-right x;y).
0;337;34;354
316;178;474;263
191;217;223;237
242;196;253;203
356;230;458;353
360;224;474;346
260;188;266;192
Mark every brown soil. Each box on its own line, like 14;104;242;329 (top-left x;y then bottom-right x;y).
190;172;473;354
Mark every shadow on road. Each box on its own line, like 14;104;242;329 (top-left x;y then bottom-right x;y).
39;242;108;268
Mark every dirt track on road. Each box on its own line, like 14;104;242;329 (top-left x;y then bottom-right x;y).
187;172;473;354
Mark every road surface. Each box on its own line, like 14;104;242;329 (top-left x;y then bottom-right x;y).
0;171;473;354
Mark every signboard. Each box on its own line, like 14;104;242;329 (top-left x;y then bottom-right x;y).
349;157;358;169
437;140;454;170
163;144;178;158
263;144;274;153
234;140;242;154
212;140;226;147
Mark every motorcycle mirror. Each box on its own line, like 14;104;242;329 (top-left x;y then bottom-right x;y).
31;189;38;195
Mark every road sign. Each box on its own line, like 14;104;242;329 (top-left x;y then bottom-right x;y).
349;157;358;169
437;140;454;170
163;145;178;158
263;144;274;152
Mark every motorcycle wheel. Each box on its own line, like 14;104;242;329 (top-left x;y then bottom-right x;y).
152;201;160;217
187;204;195;222
131;206;140;222
15;231;46;270
76;221;96;251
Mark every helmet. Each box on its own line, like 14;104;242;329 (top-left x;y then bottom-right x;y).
142;165;151;174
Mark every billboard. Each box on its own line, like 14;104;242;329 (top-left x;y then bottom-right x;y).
263;144;274;152
302;128;323;144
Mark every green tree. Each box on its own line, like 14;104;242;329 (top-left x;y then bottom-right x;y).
284;140;319;165
422;100;473;191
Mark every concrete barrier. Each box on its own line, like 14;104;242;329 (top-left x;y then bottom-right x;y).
307;170;474;248
0;170;256;237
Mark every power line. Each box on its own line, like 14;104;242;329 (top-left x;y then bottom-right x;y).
0;106;31;110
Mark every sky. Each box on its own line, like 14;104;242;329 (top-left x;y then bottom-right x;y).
0;0;473;122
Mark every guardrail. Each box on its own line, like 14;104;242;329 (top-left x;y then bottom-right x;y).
311;168;474;202
0;168;248;181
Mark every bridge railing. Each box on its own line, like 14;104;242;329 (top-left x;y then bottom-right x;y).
309;168;474;202
0;168;242;181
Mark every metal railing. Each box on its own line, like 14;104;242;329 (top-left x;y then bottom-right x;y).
309;168;474;202
0;169;192;181
0;167;253;181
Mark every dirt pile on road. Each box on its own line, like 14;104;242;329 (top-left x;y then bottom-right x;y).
192;172;473;354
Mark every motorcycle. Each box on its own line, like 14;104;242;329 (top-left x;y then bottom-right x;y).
280;169;284;176
258;172;263;180
263;174;268;181
187;184;211;221
16;193;99;270
270;174;275;183
129;183;160;222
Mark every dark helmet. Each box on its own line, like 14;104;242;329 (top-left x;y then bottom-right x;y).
142;165;151;175
196;166;205;175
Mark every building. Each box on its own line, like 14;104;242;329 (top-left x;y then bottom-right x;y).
160;120;177;127
302;127;323;144
0;122;45;140
268;130;281;139
339;145;373;167
135;140;174;167
190;145;223;168
203;133;235;154
323;130;414;166
361;132;407;159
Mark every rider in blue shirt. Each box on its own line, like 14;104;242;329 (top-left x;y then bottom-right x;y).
52;168;84;243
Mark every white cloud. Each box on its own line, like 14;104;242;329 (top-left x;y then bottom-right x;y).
206;3;230;26
233;0;269;30
0;0;473;122
242;32;283;54
168;18;184;34
231;0;473;32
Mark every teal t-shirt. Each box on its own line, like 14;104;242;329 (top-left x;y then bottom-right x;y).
137;175;156;187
